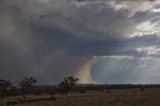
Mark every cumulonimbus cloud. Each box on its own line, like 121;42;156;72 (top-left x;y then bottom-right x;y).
0;0;160;84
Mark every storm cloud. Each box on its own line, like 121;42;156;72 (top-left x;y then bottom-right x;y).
0;0;160;84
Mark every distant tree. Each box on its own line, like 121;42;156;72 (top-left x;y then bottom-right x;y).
58;76;79;94
0;79;12;99
18;76;37;98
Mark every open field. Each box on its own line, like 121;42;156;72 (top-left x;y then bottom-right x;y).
2;87;160;106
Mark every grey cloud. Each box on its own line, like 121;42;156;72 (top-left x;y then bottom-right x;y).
0;0;159;84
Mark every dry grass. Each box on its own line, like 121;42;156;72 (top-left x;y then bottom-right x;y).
3;87;160;106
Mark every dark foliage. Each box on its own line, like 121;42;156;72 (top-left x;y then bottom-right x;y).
58;76;79;94
18;76;37;98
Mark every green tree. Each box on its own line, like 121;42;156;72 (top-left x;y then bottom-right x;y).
59;76;79;94
18;76;37;98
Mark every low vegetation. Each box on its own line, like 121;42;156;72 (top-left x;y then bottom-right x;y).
1;76;160;106
1;87;160;106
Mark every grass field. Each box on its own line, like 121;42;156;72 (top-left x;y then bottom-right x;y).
1;87;160;106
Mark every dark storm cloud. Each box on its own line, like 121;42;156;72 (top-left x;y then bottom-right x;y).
0;0;158;84
62;33;160;57
31;24;160;57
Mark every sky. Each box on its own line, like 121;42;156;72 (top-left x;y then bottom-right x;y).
1;0;160;84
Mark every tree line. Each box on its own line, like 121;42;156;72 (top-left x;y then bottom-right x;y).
1;75;160;99
0;75;79;99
